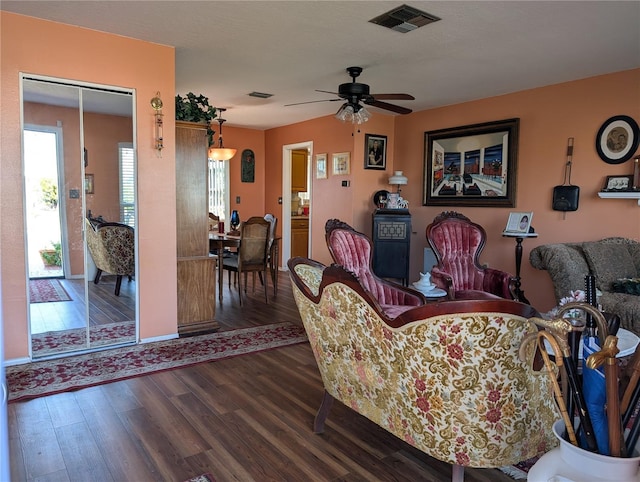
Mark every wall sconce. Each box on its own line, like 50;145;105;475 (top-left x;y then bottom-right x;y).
150;92;164;155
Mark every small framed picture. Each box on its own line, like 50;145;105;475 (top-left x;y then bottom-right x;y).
332;152;350;175
364;134;387;170
84;174;94;194
504;211;533;234
603;175;634;191
315;153;328;179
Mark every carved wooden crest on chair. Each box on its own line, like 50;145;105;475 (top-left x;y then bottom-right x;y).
426;211;516;300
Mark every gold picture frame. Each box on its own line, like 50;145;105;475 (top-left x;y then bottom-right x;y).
315;153;328;179
332;152;350;175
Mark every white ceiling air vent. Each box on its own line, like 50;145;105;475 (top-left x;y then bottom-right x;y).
369;4;441;33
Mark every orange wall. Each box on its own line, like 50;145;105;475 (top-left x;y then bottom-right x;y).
394;69;640;312
1;12;177;360
3;12;639;362
264;114;397;265
262;69;639;313
224;126;266;220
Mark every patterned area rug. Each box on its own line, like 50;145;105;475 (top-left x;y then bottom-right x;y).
29;278;71;303
31;321;136;357
7;322;307;402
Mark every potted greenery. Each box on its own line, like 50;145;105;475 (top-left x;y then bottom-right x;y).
39;241;62;267
175;92;217;145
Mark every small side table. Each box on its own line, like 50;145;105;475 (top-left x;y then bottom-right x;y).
502;231;538;304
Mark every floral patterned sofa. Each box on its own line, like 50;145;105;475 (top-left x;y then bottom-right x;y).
530;237;640;334
288;257;558;482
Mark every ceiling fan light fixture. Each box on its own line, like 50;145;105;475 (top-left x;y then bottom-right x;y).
354;105;371;124
335;103;371;124
335;103;355;123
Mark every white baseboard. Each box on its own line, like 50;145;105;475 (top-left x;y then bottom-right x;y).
4;357;31;367
140;333;178;344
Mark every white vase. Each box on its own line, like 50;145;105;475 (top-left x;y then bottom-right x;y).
528;420;640;481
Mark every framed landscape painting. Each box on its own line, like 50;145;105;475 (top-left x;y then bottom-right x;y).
423;118;519;207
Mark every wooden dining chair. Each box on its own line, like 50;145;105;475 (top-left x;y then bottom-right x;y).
222;216;270;305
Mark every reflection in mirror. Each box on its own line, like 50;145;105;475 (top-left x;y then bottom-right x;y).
22;76;137;358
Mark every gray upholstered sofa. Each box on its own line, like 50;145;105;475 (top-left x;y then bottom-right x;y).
530;237;640;334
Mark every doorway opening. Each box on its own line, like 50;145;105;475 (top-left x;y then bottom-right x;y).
24;127;66;280
281;141;312;266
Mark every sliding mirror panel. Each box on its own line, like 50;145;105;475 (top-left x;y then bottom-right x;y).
22;76;137;358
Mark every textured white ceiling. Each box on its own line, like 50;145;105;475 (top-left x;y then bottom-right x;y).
3;1;639;130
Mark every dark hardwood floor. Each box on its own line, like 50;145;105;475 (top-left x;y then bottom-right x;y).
30;275;136;334
10;270;516;482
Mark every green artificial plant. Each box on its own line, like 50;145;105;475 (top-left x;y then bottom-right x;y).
175;92;217;145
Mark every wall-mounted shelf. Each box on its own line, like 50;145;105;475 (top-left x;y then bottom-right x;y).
598;191;640;206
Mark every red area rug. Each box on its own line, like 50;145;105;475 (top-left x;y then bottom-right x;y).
7;322;307;402
29;278;71;303
31;321;136;357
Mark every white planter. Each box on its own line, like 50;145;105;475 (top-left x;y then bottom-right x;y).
528;420;640;481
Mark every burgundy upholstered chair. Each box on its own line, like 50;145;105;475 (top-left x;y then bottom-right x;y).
426;211;515;301
325;219;426;317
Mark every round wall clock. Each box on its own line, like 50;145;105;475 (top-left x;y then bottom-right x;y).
595;115;640;164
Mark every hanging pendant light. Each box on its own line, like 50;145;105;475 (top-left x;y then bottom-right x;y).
208;108;237;161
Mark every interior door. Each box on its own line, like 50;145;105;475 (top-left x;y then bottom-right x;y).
22;76;137;358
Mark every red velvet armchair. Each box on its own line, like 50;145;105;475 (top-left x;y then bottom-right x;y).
325;219;426;317
426;211;515;300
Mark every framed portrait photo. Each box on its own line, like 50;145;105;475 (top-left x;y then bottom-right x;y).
364;134;387;170
332;152;350;175
504;211;533;234
315;153;328;179
423;118;519;207
596;115;640;164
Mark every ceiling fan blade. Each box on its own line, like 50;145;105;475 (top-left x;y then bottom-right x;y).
371;93;415;101
315;89;340;95
365;99;413;115
285;98;341;107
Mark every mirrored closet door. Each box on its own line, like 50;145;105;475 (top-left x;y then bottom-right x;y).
22;75;137;358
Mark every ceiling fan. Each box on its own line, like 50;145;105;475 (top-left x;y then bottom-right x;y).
286;66;414;123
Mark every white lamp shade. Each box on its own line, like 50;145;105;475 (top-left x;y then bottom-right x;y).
388;170;408;185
